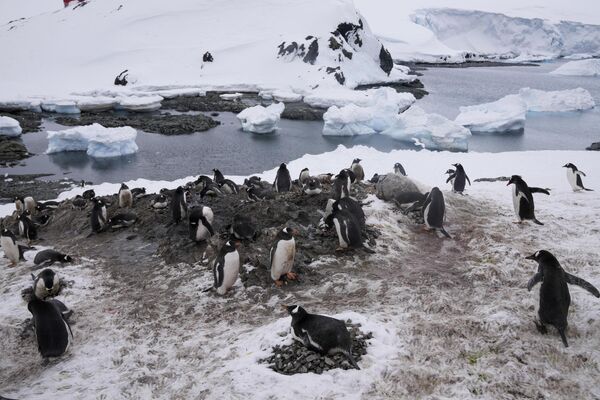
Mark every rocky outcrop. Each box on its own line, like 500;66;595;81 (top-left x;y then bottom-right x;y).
586;142;600;151
375;173;421;202
0;137;28;161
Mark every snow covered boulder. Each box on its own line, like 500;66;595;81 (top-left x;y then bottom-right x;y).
518;87;595;112
117;96;162;112
384;106;471;151
375;173;421;202
0;116;22;137
455;95;526;133
47;123;138;158
236;102;285;134
550;59;600;77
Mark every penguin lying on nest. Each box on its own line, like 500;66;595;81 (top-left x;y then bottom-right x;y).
284;305;360;370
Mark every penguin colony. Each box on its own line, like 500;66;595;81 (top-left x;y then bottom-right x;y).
0;158;597;369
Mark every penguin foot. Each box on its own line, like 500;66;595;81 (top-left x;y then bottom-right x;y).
286;272;298;281
534;320;547;334
335;247;348;252
274;280;284;288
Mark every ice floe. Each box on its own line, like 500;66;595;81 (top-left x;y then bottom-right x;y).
0;116;22;137
455;94;527;133
46;123;138;158
237;102;285;134
550;59;600;77
518;87;595;112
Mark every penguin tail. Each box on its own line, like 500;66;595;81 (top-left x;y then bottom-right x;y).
532;218;544;226
202;286;213;293
584;187;594;191
344;352;360;370
558;327;569;347
440;227;452;239
361;244;376;254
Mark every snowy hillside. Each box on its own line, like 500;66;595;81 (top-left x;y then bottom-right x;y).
0;0;406;99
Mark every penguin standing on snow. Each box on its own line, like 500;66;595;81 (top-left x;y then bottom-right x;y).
332;170;351;201
563;163;593;192
210;240;240;295
189;206;214;242
525;250;600;347
299;168;311;187
445;169;455;186
34;249;73;267
394;162;407;176
285;305;360;370
1;228;20;266
506;175;550;225
28;297;72;358
118;183;133;208
274;163;292;193
270;227;298;287
18;212;37;241
32;268;60;300
446;163;470;193
350;159;364;182
90;198;108;233
422;187;451;238
171;186;188;224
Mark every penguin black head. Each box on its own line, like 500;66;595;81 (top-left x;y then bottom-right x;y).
369;173;380;183
285;304;308;321
63;255;73;263
120;183;129;190
223;240;240;253
562;163;577;171
95;198;105;207
430;186;442;196
452;163;464;171
506;175;524;186
337;169;348;179
80;180;85;187
353;158;362;164
279;227;298;240
38;269;57;289
445;169;455;175
175;186;184;194
279;163;287;170
1;228;15;239
525;250;559;265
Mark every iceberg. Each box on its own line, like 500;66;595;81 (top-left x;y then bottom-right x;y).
47;123;138;158
550;59;600;77
0;116;22;137
236;102;285;134
518;87;595;112
117;96;162;112
455;95;527;133
304;87;415;109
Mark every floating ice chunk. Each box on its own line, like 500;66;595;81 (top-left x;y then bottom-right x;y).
236;102;285;134
41;100;80;114
150;88;203;99
304;87;414;109
117;95;162;112
220;93;243;100
46;123;138;158
0;116;22;137
383;106;471;151
455;95;526;133
75;96;116;112
519;87;595;112
550;59;600;77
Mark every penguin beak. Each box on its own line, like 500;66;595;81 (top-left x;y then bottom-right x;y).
525;254;536;260
562;164;567;168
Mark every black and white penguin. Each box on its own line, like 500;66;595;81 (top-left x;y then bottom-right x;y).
118;183;133;208
32;268;60;300
82;189;95;200
189;206;214;242
211;240;240;295
446;163;470;193
1;228;20;266
28;297;72;358
151;194;169;209
200;181;224;198
33;213;51;227
350;159;364;182
270;227;298;287
445;169;455;186
15;196;24;213
394;162;407;176
212;169;238;194
525;250;600;347
563;163;593;192
72;195;87;209
343;168;356;184
18;212;38;241
317;173;334;184
19;244;36;261
369;173;382;184
332;170;351;201
108;212;137;229
90;198;108;233
36;201;59;212
171;186;188;224
506;175;550;225
422;187;451;238
34;249;73;267
325;208;372;251
195;175;214;190
274;163;292;193
213;168;226;184
299;168;311;186
245;185;275;201
302;177;322;195
324;197;365;230
285;305;360;370
131;187;146;198
230;214;257;241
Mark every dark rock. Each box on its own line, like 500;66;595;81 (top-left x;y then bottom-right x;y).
325;66;345;85
0;137;29;161
278;41;298;57
375;173;421;201
203;52;214;62
474;176;511;182
341;49;353;59
0;111;43;133
161;92;251;114
355;79;428;100
280;102;325;121
335;20;363;47
329;36;342;50
302;39;319;65
586;142;600;151
379;45;393;75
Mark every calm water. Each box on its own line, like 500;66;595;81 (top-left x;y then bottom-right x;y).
2;60;599;183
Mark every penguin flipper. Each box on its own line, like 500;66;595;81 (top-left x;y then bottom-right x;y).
558;327;569;347
527;272;543;291
466;174;471;186
577;170;587;177
445;174;456;184
530;187;550;195
584;187;594;191
532;218;544;226
564;273;600;298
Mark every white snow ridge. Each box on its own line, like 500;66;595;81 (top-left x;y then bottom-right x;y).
46;123;139;158
237;102;285;134
550;59;600;77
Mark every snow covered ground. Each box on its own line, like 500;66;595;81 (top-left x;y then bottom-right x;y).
2;145;599;398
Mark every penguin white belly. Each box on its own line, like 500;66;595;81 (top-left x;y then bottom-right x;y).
203;207;214;224
511;186;521;219
333;218;348;248
101;207;107;222
423;204;432;229
271;239;295;280
180;202;186;217
566;170;579;190
18;221;25;236
218;251;240;294
304;188;322;195
195;224;211;241
1;237;19;263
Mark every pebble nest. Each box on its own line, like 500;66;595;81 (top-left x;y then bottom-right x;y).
261;321;373;375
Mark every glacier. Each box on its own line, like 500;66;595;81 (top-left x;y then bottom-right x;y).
236;102;285;134
46;123;139;158
0;116;23;137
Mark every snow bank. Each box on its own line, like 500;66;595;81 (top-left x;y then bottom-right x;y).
41;100;80;114
455;95;527;133
305;87;415;109
46;123;139;158
550;59;600;76
0;98;41;113
74;96;117;112
519;87;595;112
236;103;285;134
0;116;23;137
116;95;162;112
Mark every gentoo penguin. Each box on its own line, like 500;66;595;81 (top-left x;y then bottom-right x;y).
422;187;451;238
394;163;407;176
343;168;356;184
506;175;550;225
213;170;238;194
34;249;73;267
36;201;59;212
446;163;470;193
213;169;226;184
302;177;322;195
189;206;214;242
324;198;365;230
151;194;168;209
171;186;188;224
72;195;87;209
15;196;24;213
211;240;240;295
118;183;133;208
24;196;36;214
107;212;138;229
325;208;372;252
445;169;455;186
195;175;214;191
285;305;360;370
270;227;298;287
28;297;72;358
299;168;311;186
246;185;275;201
131;187;146;198
32;268;60;300
1;228;20;266
525;250;600;347
90;198;108;233
18;212;38;241
369;174;382;184
350;159;364;182
33;213;51;227
274;163;292;193
19;244;36;261
332;170;351;201
82;189;95;200
317;173;334;184
563;163;593;191
230;214;257;241
200;181;224;198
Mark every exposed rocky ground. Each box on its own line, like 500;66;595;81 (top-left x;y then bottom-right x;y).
0;174;79;204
